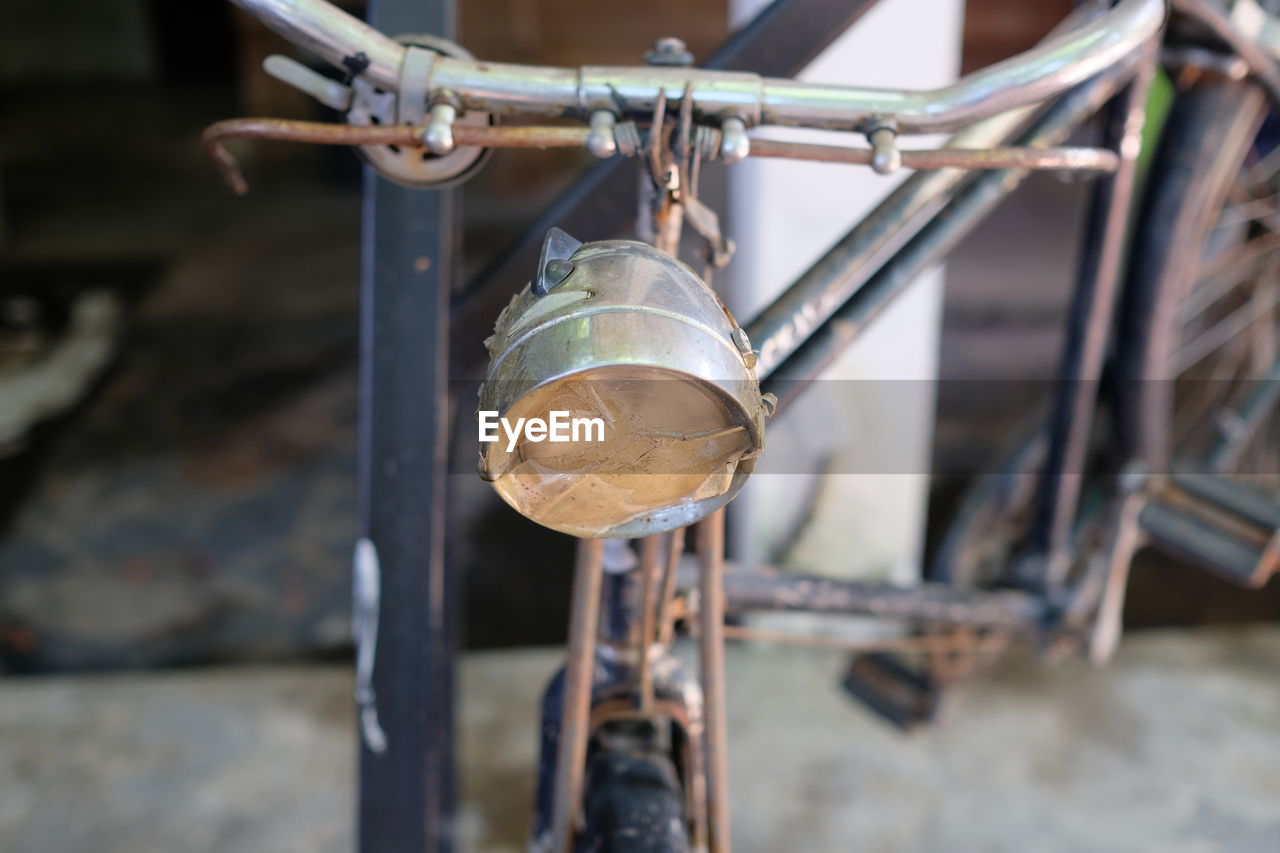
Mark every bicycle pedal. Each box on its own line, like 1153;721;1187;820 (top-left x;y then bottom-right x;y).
841;653;942;733
1140;475;1280;588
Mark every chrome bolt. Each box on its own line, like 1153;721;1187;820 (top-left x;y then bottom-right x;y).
720;117;750;164
868;125;901;175
424;102;457;155
586;110;618;158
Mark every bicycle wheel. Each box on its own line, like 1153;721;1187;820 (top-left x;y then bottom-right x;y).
580;744;690;852
937;77;1280;589
1117;77;1280;489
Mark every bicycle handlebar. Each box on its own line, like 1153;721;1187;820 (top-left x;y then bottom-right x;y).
231;0;1165;134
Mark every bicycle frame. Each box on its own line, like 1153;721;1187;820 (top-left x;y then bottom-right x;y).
207;0;1280;851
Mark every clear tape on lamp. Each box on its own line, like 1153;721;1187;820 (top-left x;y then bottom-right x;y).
478;229;767;539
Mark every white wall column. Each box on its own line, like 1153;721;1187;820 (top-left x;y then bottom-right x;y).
728;0;963;596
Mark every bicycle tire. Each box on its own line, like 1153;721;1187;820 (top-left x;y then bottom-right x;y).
1116;77;1279;483
580;746;690;853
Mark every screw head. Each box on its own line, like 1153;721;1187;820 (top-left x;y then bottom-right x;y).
645;37;694;67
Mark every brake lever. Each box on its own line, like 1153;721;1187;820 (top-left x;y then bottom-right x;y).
262;54;353;111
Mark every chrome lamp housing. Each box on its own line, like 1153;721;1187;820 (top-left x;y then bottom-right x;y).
478;230;766;539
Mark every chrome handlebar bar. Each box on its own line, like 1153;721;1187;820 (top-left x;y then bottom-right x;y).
231;0;1166;135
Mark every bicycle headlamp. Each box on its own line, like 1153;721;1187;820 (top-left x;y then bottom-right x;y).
478;230;766;539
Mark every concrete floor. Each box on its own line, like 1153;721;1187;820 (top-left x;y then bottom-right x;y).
3;626;1279;852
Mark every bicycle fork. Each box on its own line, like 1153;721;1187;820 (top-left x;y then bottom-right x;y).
531;519;730;853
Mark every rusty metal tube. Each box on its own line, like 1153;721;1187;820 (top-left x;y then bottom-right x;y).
721;624;1012;655
202;117;423;194
454;125;592;148
202;118;591;194
658;526;686;645
552;538;605;853
204;115;1116;198
748;138;1120;172
696;510;731;853
637;534;662;712
717;568;1046;629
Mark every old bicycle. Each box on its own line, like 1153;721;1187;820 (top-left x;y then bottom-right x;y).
204;0;1280;849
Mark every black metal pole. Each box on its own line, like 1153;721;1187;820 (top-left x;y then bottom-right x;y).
356;0;458;849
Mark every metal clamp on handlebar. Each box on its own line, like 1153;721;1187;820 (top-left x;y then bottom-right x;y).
254;11;488;188
343;35;491;188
